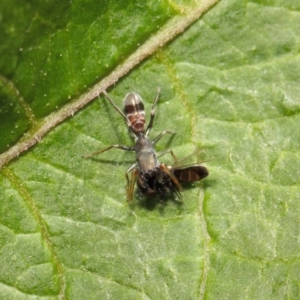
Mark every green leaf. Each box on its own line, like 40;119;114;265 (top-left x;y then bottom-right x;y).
1;0;300;299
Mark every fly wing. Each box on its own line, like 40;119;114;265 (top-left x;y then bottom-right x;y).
172;165;209;183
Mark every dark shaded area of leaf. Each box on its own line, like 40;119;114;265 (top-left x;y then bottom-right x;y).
0;0;176;152
0;81;30;151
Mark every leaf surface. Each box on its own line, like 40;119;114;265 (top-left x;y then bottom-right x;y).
1;0;300;299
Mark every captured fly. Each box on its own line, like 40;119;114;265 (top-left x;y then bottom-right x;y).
171;165;209;184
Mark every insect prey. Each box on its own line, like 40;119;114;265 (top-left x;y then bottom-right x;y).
84;88;208;202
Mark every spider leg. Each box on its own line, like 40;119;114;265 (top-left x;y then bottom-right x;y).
160;163;182;190
83;144;135;158
145;87;160;136
126;163;138;203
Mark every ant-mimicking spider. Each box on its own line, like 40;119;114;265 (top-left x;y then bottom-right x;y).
84;88;208;202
